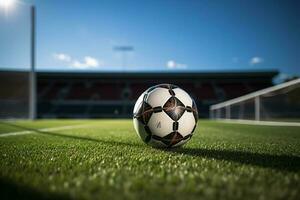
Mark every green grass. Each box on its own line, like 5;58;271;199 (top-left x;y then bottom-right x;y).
0;120;299;200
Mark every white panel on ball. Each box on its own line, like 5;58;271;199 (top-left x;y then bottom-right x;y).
133;92;146;114
173;88;193;107
146;88;171;108
147;112;173;137
177;112;195;137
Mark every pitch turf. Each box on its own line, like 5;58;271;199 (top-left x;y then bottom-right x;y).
0;120;299;200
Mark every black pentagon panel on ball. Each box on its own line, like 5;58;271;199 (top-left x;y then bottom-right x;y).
152;106;163;113
134;101;153;125
173;121;179;131
183;134;192;140
161;131;183;146
185;106;192;112
152;134;162;141
144;125;152;143
163;97;185;121
168;89;175;96
144;125;152;135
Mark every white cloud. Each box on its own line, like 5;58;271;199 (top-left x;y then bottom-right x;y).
72;60;85;68
250;57;264;65
71;56;100;69
85;56;99;67
53;52;102;69
167;60;176;68
166;60;187;69
53;53;72;62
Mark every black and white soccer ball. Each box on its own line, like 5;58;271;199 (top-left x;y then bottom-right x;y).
133;84;198;148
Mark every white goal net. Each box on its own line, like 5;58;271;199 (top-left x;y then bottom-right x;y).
210;78;300;123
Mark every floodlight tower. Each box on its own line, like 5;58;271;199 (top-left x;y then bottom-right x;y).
0;0;36;120
29;4;36;120
113;46;134;70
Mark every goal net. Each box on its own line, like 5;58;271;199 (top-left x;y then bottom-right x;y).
210;79;300;123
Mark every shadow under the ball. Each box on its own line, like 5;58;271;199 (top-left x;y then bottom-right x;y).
165;147;300;172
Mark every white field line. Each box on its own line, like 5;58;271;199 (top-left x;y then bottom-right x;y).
216;119;300;127
0;124;91;137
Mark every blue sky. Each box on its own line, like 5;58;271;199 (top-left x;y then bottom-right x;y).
0;0;299;75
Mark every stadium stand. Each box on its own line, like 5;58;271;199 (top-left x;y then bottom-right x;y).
0;71;29;118
37;71;278;118
0;70;278;118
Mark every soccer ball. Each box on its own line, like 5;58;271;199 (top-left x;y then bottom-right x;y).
133;84;198;148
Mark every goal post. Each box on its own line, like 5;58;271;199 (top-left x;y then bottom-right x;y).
210;78;300;123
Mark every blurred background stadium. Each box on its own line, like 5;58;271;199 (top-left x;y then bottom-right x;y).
0;69;279;119
0;0;299;122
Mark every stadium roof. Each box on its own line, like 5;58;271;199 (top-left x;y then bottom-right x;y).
38;70;280;82
0;69;278;81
